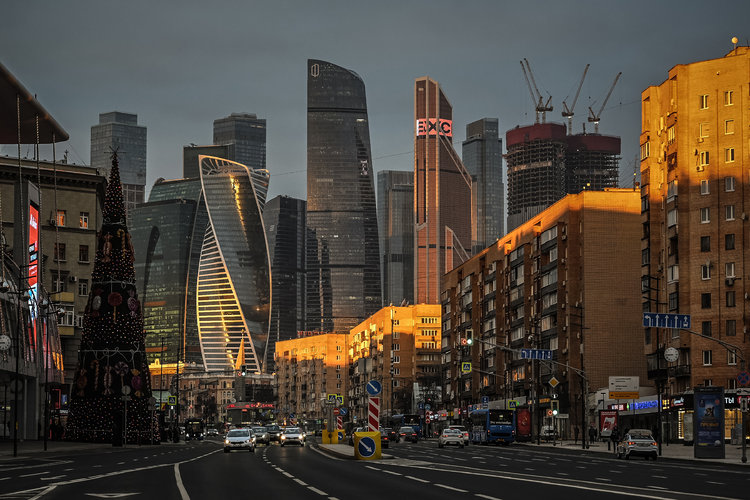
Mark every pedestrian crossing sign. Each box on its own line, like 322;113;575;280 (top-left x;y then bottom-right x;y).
167;395;177;406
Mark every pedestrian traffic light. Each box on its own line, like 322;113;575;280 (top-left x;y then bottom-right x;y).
466;329;474;345
240;365;247;376
551;400;559;416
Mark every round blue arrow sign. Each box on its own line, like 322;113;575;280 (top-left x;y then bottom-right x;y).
366;380;382;396
338;431;345;441
339;407;348;416
358;436;376;457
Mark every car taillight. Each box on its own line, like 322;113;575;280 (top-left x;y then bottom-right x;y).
652;442;657;446
627;441;635;445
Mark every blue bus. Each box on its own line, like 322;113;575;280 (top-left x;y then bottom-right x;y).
469;409;515;445
390;414;422;436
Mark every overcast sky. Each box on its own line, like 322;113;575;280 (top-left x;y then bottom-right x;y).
2;0;748;201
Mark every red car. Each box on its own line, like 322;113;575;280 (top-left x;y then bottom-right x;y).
399;426;419;443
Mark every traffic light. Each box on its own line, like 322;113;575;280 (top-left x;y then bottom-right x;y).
551;400;559;416
240;365;247;376
466;329;474;346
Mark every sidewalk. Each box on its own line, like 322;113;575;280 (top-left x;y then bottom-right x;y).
521;438;750;466
0;438;182;460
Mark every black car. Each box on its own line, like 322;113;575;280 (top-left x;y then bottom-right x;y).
378;428;389;448
399;426;419;443
384;427;398;443
267;424;282;442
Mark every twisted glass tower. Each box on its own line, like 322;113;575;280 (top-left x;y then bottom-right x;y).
306;59;381;333
197;156;270;373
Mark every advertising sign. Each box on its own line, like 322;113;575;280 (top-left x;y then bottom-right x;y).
608;376;639;400
694;387;725;459
416;118;453;137
599;410;618;437
516;407;532;441
28;202;39;349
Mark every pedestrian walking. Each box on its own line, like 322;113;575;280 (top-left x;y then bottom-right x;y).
574;426;580;444
610;425;620;455
589;424;597;444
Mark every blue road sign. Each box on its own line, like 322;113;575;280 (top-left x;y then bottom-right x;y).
358;436;376;458
642;312;691;329
339;407;348;416
327;393;337;404
366;380;382;396
425;404;431;411
520;349;553;360
336;395;344;406
737;371;750;386
418;402;424;410
338;431;345;441
481;396;489;404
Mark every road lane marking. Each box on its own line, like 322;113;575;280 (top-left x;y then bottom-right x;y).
405;476;430;483
524;468;534;471
365;466;380;471
556;473;569;476
648;486;667;490
707;482;724;485
383;470;401;476
308;486;327;496
20;472;48;477
608;470;622;474
475;495;502;500
595;478;611;482
652;475;667;479
41;476;66;481
174;464;189;500
435;484;468;493
282;472;294;478
294;478;308;486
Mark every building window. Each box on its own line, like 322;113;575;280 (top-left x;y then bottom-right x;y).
699;151;709;166
726;291;736;308
725;120;735;135
53;274;67;293
667;208;677;227
700;207;710;224
668;265;679;283
726;262;735;278
727;349;738;366
702;321;712;337
641;196;649;212
54;243;66;262
667;125;675;144
725;233;735;250
701;264;711;280
725;176;736;192
702;350;712;366
393;344;400;351
726;205;735;221
79;212;89;229
725;148;735;163
724;90;734;106
704;379;713;387
79;245;89;263
667;291;678;311
700;94;709;109
667;179;677;200
78;279;89;296
701;293;711;309
701;236;710;252
393;356;400;364
699;122;709;138
700;179;710;195
56;210;66;227
640;142;650;160
641;249;650;266
726;319;737;336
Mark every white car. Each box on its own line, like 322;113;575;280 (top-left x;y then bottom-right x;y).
438;428;465;448
224;428;255;453
449;425;470;445
280;427;305;446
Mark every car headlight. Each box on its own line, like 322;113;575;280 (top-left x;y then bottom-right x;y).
281;435;286;440
225;439;230;445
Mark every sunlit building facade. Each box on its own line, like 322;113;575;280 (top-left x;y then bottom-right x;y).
197;156;271;373
306;59;382;333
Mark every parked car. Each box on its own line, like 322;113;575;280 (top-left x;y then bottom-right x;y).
267;424;283;442
616;429;658;461
399;426;419;443
541;425;558;442
438;428;465;448
224;428;255;453
252;426;270;445
448;425;470;445
280;427;305;447
206;427;219;437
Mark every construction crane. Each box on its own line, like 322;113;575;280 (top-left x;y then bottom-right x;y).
520;58;553;124
561;64;589;135
587;72;622;134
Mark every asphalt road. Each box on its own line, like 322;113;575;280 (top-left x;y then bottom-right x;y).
0;437;746;499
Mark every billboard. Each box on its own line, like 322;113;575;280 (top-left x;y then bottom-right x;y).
599;409;618;437
28;201;39;352
416;118;453;137
694;386;725;459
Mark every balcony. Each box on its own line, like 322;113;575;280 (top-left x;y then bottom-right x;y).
668;364;691;378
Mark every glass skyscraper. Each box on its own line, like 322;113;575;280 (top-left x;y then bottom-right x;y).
306;59;382;333
263;195;306;370
213;113;267;171
197;155;270;373
377;170;414;306
462;118;504;253
90;112;147;217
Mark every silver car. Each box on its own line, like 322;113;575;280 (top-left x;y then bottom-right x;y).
280;427;305;446
616;429;658;460
438;428;465;448
252;426;270;445
224;428;255;453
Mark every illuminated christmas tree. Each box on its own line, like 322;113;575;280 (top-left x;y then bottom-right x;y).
66;152;157;443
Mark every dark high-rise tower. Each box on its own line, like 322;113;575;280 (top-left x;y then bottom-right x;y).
213;113;266;171
377;170;414;306
414;77;472;304
264;195;306;368
306;59;382;333
462;118;504;253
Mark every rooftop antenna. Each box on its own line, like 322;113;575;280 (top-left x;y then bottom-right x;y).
520;58;553;124
562;64;590;135
587;71;622;134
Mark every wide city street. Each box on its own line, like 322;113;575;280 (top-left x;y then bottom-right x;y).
0;436;747;500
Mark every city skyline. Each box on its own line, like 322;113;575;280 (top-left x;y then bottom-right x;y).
3;1;747;203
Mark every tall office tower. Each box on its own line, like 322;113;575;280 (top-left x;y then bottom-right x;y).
197;156;271;373
263;195;307;370
183;144;230;179
377;170;414;306
130;178;203;367
505;123;567;232
641;47;750;403
306;59;382;333
213;113;266;170
90;112;147;216
414;77;472;304
462;118;504;253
